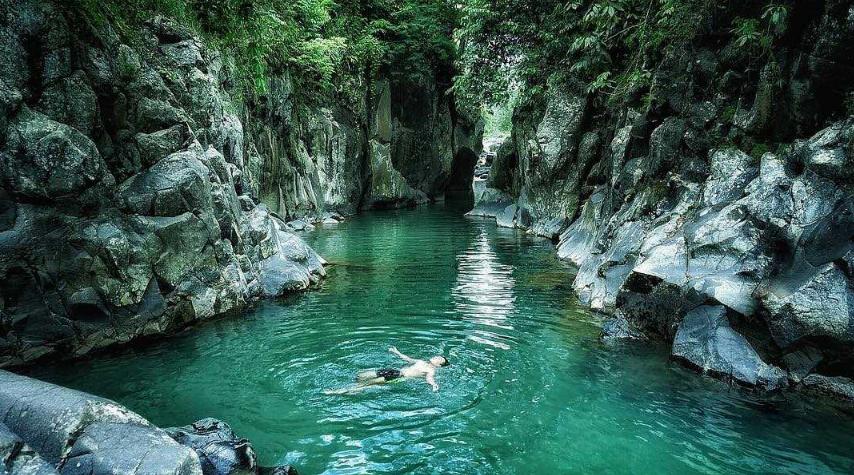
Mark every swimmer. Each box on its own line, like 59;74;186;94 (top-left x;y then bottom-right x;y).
326;347;449;395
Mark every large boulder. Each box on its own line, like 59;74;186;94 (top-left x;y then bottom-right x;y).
701;148;758;207
0;370;202;474
760;262;853;349
671;306;787;389
2;109;114;202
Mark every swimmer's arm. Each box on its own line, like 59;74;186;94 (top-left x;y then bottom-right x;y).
389;346;417;363
426;373;439;392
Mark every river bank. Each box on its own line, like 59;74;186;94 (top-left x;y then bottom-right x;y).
25;206;854;474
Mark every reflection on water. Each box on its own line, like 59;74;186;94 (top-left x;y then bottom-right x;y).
29;206;854;475
454;231;515;349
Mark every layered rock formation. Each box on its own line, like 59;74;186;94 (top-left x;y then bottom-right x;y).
243;67;482;216
0;1;328;367
0;0;480;367
472;1;854;397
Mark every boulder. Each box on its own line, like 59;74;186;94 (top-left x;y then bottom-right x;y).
495;204;518;229
0;370;202;473
760;263;853;349
671;306;787;389
166;418;257;475
286;219;315;232
63;422;202;475
119;147;213;216
701;149;758;207
467;187;513;218
3;109;113;202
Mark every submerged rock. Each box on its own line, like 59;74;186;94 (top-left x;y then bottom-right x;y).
671;306;787;389
601;313;645;341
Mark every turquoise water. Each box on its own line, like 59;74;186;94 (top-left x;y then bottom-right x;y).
31;206;854;474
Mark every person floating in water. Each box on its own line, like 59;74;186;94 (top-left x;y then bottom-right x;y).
327;347;449;394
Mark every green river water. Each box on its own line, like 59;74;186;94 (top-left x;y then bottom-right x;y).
31;206;854;474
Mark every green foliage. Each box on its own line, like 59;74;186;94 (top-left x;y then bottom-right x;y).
454;0;712;113
75;0;460;102
455;0;794;119
731;3;789;59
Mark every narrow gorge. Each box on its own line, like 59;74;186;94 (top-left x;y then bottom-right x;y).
0;0;853;473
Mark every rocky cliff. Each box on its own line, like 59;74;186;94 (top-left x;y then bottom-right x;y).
243;63;481;217
0;0;479;367
473;0;854;398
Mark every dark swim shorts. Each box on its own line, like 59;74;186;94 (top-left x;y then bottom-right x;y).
376;368;402;381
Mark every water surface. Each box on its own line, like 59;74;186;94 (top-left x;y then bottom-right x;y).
33;206;854;474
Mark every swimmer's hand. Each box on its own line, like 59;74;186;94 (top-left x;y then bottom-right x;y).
389;346;417;363
427;374;439;392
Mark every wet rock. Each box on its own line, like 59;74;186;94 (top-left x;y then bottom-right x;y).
495;204;518;229
671;306;787;389
801;374;854;402
531;217;568;240
468;187;513;218
64;422;202;475
782;347;823;383
760;263;853;349
601;313;645;341
166;418;257;475
556;191;606;265
287;219;315;232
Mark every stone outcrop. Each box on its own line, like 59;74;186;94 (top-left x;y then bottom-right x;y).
475;1;854;398
0;370;297;475
0;1;329;366
244;67;481;218
0;0;483;366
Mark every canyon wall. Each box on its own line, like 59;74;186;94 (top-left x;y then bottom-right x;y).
0;0;480;367
473;0;854;398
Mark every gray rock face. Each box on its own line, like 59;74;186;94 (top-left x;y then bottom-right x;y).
0;3;325;366
0;422;56;475
483;1;854;393
671;306;787;389
0;370;203;474
701;149;758;207
249;67;481;219
760;263;853;348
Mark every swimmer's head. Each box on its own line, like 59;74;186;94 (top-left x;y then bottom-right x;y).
430;356;450;367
